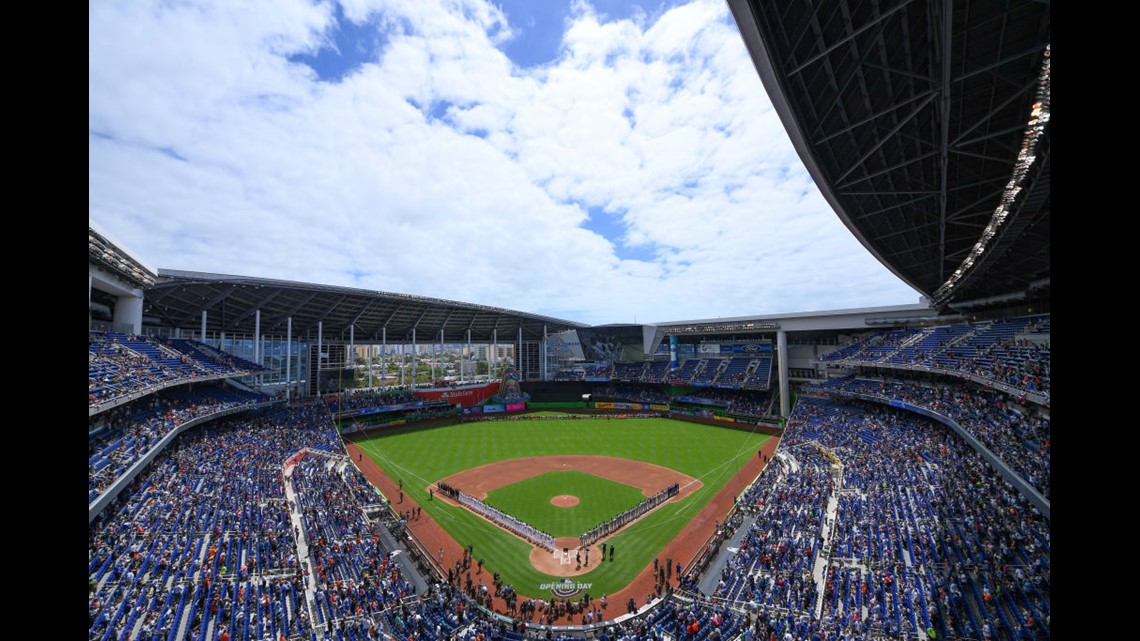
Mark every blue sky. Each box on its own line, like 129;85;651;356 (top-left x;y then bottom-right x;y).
89;0;922;327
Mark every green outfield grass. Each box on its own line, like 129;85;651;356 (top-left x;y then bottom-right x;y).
485;470;646;537
353;416;768;597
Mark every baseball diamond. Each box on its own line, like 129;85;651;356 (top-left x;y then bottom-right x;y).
346;415;775;607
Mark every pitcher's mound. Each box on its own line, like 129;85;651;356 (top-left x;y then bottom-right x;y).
550;494;580;507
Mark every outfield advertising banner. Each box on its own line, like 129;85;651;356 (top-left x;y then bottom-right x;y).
358;401;424;415
650;404;671;411
461;406;484;415
484;404;505;413
676;395;732;407
594;402;614;409
413;382;500;407
506;402;526;412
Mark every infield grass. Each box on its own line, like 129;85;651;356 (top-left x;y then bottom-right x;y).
486;470;645;537
353;416;768;597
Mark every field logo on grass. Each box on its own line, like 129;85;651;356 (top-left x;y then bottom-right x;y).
540;578;592;598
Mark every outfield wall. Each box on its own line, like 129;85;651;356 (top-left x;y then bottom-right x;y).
667;411;782;436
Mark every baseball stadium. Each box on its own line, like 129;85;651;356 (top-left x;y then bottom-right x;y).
88;2;1050;641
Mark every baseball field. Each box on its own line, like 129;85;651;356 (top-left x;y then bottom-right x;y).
349;413;771;601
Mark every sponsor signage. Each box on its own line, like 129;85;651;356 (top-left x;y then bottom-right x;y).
505;402;526;412
724;344;771;353
358;401;424;415
413;383;500;407
540;578;593;598
483;404;505;413
676;395;732;407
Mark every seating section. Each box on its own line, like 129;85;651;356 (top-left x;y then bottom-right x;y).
817;314;1050;401
689;358;727;385
90;331;264;409
583;363;612;381
742;355;773;389
805;375;1051;500
599;355;774;390
714;396;1050;641
611;361;648;382
663;359;701;385
88;404;344;641
326;390;418;413
643;361;670;384
89;383;273;504
716;357;752;386
592;384;670;405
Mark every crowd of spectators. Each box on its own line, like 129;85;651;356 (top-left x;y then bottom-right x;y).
90;332;259;409
592;384;670;405
672;389;774;419
602;357;772;390
89;403;343;641
708;396;1050;641
324;390;419;413
292;455;421;635
90;334;183;407
806;376;1050;500
818;314;1049;402
89;384;273;504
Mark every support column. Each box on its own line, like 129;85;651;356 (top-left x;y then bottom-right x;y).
778;330;790;419
114;295;144;336
255;309;261;387
286;317;292;401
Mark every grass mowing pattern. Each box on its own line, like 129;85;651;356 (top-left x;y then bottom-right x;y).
356;417;768;597
485;471;645;537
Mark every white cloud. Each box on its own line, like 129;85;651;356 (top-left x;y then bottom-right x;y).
89;0;920;328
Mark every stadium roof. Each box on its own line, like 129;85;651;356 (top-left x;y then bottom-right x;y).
141;270;588;343
728;0;1050;314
